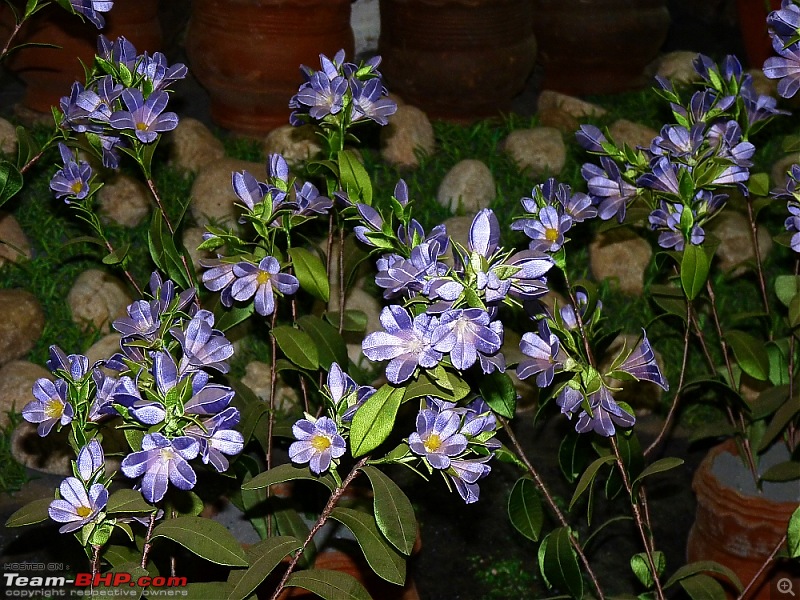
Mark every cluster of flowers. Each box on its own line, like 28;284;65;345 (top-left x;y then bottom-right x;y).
576;54;784;251
67;0;114;29
22;273;244;531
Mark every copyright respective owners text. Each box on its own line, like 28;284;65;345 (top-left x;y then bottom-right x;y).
774;575;800;600
3;562;189;598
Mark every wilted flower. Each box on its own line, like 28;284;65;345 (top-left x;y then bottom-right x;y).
288;416;346;475
615;330;669;390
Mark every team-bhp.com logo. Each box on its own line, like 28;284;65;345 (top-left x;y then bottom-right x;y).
4;571;188;597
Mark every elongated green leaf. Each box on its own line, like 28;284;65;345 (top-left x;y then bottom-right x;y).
102;243;129;266
272;325;319;370
330;507;406;585
538;527;583;599
273;506;315;568
105;489;156;514
325;310;368;332
630;551;665;589
558;433;590;483
243;463;335;491
0;159;23;207
479;371;516;418
102;545;157;575
664;561;742;591
508;477;543;542
679;574;727;600
788;505;800;558
297;315;348;370
650;284;688;322
216;303;255;332
402;369;470;403
230;454;269;540
227;536;301;600
569;455;615;511
633;457;684;486
681;244;710;301
108;563;149;600
775;275;800;307
350;386;404;457
338;149;372;205
361;466;417;555
725;330;769;381
760;460;800;482
151;516;247;566
285;568;371;600
759;392;800;451
184;583;234;599
5;498;52;527
289;247;330;302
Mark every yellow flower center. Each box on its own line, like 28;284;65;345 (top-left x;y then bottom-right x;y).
136;122;148;131
544;227;560;243
311;435;331;452
424;434;442;453
44;400;64;419
70;180;84;194
76;505;93;518
160;448;176;462
256;270;272;286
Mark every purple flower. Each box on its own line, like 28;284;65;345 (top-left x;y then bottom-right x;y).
185;407;243;473
46;345;89;381
350;78;397;126
295;72;348;119
288;416;346;475
648;201;704;251
230;256;300;317
616;330;669;390
22;379;73;436
232;170;268;212
69;0;113;29
408;409;467;470
637;157;681;197
120;433;199;503
170;310;233;375
136;52;188;92
448;456;492;504
575;124;608;153
581;157;638;222
768;0;800;42
326;362;375;421
574;387;635;437
50;143;92;202
294;181;332;216
431;308;503;372
517;320;566;387
200;258;236;308
764;37;800;98
110;89;178;143
76;439;105;482
97;35;138;70
113;299;161;340
362;305;442;384
89;370;119;421
521;205;572;253
786;202;800;252
375;242;448;299
48;477;108;533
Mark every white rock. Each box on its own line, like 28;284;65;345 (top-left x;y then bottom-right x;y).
502;127;566;176
709;210;773;274
0;361;49;428
608;119;658;150
0;117;17;156
262;125;322;168
191;157;263;228
380;105;435;168
67;269;132;331
0;211;32;267
241;361;301;414
182;226;214;275
169;117;226;173
0;289;44;366
85;333;122;366
437;159;496;213
654;51;703;85
440;215;473;267
97;173;151;227
537;90;607;118
589;229;652;296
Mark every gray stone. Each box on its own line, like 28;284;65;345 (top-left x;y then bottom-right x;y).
97;174;151;227
67;269;132;331
85;333;122;366
537;90;607;118
437;160;496;213
0;211;32;267
191;158;263;227
608;119;658;150
0;289;44;366
589;228;652;296
440;215;472;267
771;153;800;188
502;127;566;177
169;117;226;173
0;361;49;427
0;117;17;156
654;51;703;84
537;107;580;134
11;421;72;476
241;361;301;414
380;105;435;169
183;226;214;275
708;210;772;275
263;125;322;168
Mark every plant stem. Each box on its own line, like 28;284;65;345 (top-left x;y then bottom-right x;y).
745;198;770;319
267;308;279;538
140;512;158;569
90;544;101;578
0;19;24;62
269;457;369;600
145;177;195;287
500;417;606;600
737;533;787;600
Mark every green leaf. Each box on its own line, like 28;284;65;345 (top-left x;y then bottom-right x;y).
147;209;191;289
558;432;590;483
679;574;727;600
105;489;155;514
650;284;688;322
338;149;372;205
350;386;404;457
5;498;52;527
760;460;800;482
569;455;616;511
325;310;368;332
230;454;269;540
507;477;543;542
479;371;516;418
184;583;234;599
102;243;130;266
759;391;800;451
788;505;800;559
361;466;417;556
330;507;406;585
151;516;248;566
243;463;335;492
285;568;371;600
538;527;583;599
630;551;665;589
725;330;769;381
633;458;684;486
272;325;319;370
0;159;24;207
747;172;770;197
289;247;330;302
226;536;301;600
681;244;710;301
775;275;800;307
664;561;742;591
273;506;315;568
297;315;348;370
216;303;255;332
107;563;149;600
402;369;470;403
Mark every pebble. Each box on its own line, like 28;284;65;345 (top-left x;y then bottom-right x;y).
0;289;44;366
589;228;652;296
537;90;607;119
84;333;122;366
0;117;17;156
182;226;214;275
240;361;301;414
502;127;566;177
608;119;658;150
97;173;151;227
0;361;50;428
380;105;435;169
191;158;264;228
654;51;703;85
11;421;72;476
169;117;226;173
537;107;580;135
67;269;132;331
263;124;322;168
440;215;473;266
0;211;32;266
437;159;496;213
709;210;772;275
771;154;799;188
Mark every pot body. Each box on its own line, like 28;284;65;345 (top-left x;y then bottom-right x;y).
186;0;354;135
531;0;670;94
687;440;800;598
377;0;537;121
0;0;162;113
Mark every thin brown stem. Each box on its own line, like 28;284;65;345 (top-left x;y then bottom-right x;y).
140;512;158;569
737;533;786;600
0;20;23;61
744;199;770;318
90;544;101;578
500;417;605;600
145;178;195;287
269;457;369;600
267;308;279;538
338;224;346;334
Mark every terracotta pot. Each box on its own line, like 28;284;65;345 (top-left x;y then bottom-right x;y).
377;0;537;121
0;0;162;113
737;0;781;70
531;0;670;95
687;439;800;598
185;0;354;136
